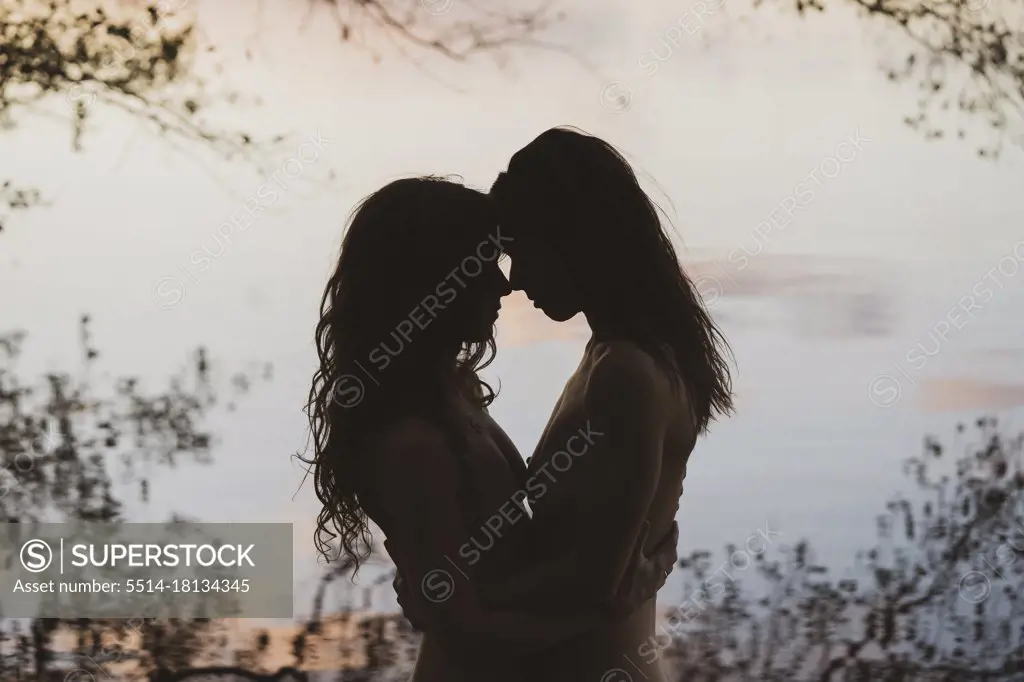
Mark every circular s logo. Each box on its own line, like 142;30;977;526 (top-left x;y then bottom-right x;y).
331;374;365;408
958;570;991;604
421;569;454;603
21;539;53;573
868;374;902;408
599;81;633;113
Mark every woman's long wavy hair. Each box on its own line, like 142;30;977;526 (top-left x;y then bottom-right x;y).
304;176;499;574
490;127;734;433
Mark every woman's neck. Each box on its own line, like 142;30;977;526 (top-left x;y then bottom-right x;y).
584;304;634;346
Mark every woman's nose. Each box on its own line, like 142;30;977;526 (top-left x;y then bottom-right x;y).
508;261;525;292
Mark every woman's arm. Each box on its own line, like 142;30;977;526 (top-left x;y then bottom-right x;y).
393;520;678;629
370;417;650;658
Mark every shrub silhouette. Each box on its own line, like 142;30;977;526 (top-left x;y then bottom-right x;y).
644;416;1024;680
0;316;268;681
4;323;1022;681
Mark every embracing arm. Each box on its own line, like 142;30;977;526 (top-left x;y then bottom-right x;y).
486;344;676;611
372;418;651;658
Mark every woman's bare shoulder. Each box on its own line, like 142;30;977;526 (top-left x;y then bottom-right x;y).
587;341;670;395
586;341;692;431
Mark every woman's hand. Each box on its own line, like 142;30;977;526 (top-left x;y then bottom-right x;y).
387;539;428;631
393;569;425;630
607;520;679;617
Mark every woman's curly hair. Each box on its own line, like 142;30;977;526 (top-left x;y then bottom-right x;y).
303;176;500;575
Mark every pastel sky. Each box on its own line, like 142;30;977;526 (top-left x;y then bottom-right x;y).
2;0;1023;622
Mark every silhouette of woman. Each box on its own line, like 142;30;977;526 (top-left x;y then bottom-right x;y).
305;177;677;682
484;127;736;681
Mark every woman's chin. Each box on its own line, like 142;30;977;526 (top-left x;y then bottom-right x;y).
540;305;580;323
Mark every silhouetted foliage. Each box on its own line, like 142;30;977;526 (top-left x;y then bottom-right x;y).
4;321;1022;679
756;0;1024;157
644;416;1024;680
0;0;282;231
0;316;269;680
0;0;562;233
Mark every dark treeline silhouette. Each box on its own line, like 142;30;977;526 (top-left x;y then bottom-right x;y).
658;416;1024;680
4;318;1020;682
